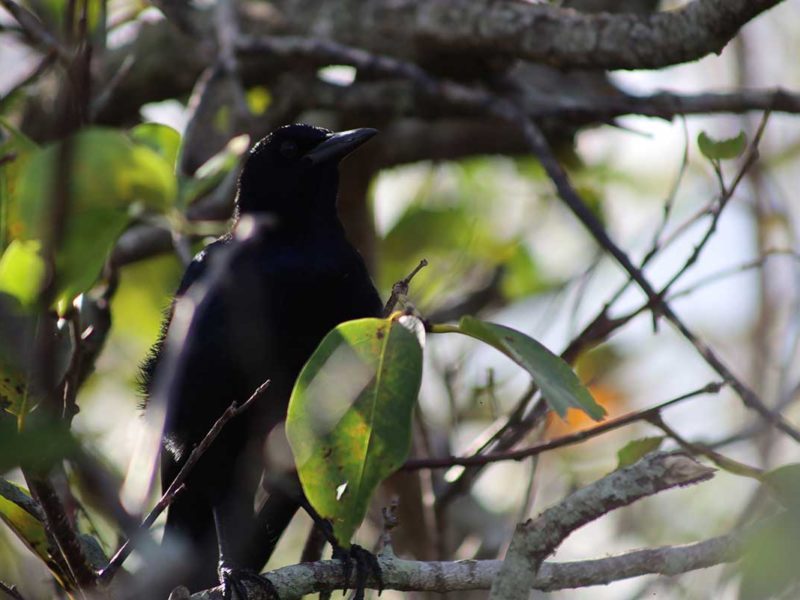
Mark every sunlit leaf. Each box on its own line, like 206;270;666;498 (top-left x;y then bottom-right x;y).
130;123;181;171
616;436;665;469
179;134;249;206
286;315;424;545
697;131;747;161
0;478;48;559
13;128;176;311
438;317;605;420
246;86;272;115
0;239;46;308
0;477;71;587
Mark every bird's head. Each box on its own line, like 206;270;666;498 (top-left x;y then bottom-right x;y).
235;124;377;226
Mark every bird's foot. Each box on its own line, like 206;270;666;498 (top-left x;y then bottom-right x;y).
218;566;279;600
332;543;383;600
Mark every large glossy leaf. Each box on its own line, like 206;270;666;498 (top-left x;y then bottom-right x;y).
439;316;605;420
286;315;424;545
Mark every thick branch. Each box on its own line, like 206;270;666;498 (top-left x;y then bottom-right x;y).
490;452;716;599
275;0;786;70
188;533;739;598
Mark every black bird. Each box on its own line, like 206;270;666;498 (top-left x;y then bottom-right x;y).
142;124;383;594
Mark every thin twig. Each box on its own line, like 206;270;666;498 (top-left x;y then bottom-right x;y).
98;379;270;585
650;414;763;480
403;382;723;470
382;259;428;317
0;0;70;61
0;580;25;600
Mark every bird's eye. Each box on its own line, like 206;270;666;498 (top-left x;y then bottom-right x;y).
280;140;299;159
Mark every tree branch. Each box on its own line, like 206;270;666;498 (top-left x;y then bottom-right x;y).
490;452;716;599
187;453;729;599
274;0;786;70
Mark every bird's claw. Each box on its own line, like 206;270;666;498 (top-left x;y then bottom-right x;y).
219;566;279;600
332;543;383;600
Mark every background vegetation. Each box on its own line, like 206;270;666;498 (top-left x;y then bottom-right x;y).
1;0;800;597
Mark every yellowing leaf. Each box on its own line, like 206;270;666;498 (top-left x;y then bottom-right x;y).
286;316;423;545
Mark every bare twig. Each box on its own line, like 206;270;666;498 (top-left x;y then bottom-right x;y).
0;581;25;600
98;379;270;584
0;0;70;61
382;259;428;317
650;415;763;480
403;382;723;470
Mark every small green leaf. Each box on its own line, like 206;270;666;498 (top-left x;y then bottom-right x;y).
286;315;424;546
697;131;747;161
180;134;249;206
246;86;272;115
616;436;665;469
440;317;605;420
130;123;181;171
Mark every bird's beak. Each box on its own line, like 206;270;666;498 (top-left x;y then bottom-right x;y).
302;128;378;166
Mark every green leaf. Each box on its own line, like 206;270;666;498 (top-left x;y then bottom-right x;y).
17;127;175;238
697;131;747;161
286;315;424;546
0;418;78;472
616;436;665;469
179;134;249;206
246;86;272;115
501;243;549;300
440;317;605;420
0;239;46;307
0;118;39;250
738;464;800;598
762;463;800;508
54;207;130;312
0;477;71;588
130;123;181;171
0;297;74;419
739;511;800;600
13;128;176;311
